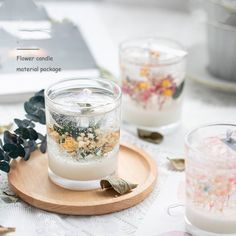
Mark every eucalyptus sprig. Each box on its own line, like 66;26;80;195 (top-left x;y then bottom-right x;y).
0;90;47;173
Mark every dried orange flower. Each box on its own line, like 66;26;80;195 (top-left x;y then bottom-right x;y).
61;137;78;153
149;50;160;58
140;67;150;77
138;82;149;90
163;89;173;97
161;79;172;88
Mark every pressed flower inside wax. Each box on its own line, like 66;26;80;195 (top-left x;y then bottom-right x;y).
120;38;187;130
45;78;121;190
185;125;236;235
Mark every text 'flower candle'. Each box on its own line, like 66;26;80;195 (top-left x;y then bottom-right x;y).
120;38;187;131
45;78;121;190
185;124;236;235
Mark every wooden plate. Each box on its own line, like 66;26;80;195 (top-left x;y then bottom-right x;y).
8;143;157;215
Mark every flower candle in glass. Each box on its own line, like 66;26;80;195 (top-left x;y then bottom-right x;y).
185;124;236;235
45;78;121;190
120;38;187;131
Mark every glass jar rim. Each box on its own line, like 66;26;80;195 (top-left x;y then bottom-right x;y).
185;123;236;156
45;77;122;112
119;36;187;65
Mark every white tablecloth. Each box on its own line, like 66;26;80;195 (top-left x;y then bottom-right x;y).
1;2;236;236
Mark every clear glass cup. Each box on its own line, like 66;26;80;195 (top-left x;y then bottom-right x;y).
45;78;122;190
120;37;187;132
185;124;236;236
206;0;236;82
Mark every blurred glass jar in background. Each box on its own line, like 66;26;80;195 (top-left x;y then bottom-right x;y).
206;0;236;82
120;37;187;132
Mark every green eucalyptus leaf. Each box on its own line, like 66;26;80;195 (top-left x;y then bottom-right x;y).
0;160;10;173
39;138;47;153
3;153;10;162
17;145;25;158
0;148;4;160
36;109;46;124
3;143;18;152
14;119;35;128
23;147;31;161
3;131;18;144
173;81;185;99
26;140;37;152
34;89;45;97
29;96;45;108
15;127;30;139
100;177;138;195
28;128;38;140
3;143;25;159
25;114;40;123
24;101;38;114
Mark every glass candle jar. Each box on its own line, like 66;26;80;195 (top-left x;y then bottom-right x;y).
45;78;121;190
120;37;187;132
185;124;236;235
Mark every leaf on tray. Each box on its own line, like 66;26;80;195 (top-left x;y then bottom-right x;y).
0;190;18;203
100;177;138;195
167;157;185;171
0;225;15;234
0;123;13;135
137;129;163;144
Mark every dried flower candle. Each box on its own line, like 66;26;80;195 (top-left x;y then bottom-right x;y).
120;38;187;131
45;78;121;190
185;124;236;235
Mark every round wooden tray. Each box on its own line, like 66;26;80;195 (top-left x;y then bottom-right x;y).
8;143;157;215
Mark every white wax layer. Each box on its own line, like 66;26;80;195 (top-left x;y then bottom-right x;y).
186;205;236;234
122;95;182;127
47;138;118;181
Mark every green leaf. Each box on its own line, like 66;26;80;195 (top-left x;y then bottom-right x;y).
0;190;18;203
0;149;4;160
15;127;30;139
23;147;31;161
3;131;18;144
29;96;45;108
28;128;38;140
3;143;24;159
34;89;45;97
100;177;138;195
0;160;10;173
173;81;185;99
39;140;47;153
14;119;35;128
24;101;38;114
137;129;163;144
